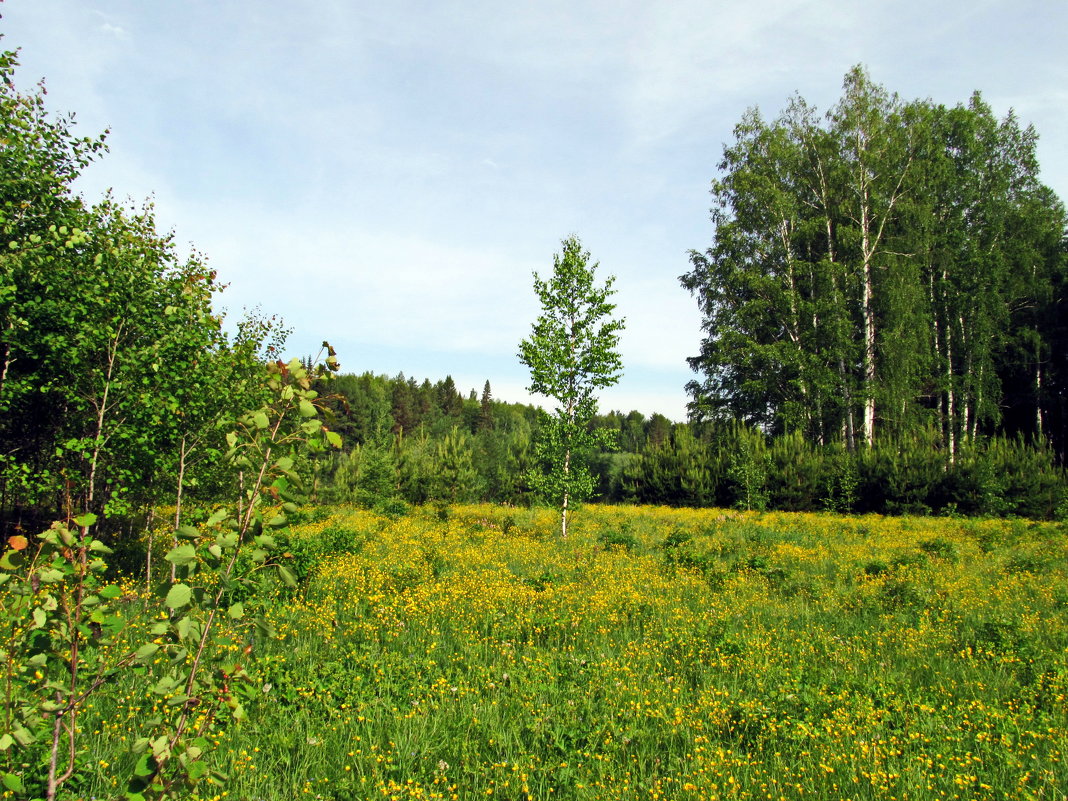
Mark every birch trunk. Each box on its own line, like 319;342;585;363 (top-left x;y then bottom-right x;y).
860;192;877;448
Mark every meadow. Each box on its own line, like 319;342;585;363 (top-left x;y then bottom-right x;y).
69;505;1068;799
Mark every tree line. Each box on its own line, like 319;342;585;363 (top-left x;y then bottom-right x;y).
310;372;1065;518
2;44;1065;534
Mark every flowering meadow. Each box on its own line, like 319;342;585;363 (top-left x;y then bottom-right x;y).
68;506;1068;799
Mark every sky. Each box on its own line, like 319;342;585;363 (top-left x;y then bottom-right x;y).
3;1;1067;421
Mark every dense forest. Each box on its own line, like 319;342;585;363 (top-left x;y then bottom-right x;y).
2;47;1066;540
309;371;1067;518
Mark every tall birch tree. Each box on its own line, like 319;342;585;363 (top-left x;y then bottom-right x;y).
683;65;1067;459
519;236;624;537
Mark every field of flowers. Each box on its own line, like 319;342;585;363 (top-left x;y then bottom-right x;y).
78;504;1066;800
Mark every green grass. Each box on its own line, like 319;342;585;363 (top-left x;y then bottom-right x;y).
68;505;1068;800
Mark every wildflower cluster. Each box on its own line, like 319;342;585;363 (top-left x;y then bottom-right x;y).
113;503;1068;800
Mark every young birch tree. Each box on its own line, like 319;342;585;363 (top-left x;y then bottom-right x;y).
519;236;624;537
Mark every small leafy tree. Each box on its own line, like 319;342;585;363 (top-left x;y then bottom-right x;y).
518;236;624;537
726;423;770;512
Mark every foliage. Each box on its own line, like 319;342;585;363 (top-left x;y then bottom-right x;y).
518;236;625;536
48;503;1068;800
0;45;288;543
682;65;1068;460
725;424;771;512
0;355;340;800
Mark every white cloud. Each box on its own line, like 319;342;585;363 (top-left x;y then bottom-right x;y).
98;23;127;39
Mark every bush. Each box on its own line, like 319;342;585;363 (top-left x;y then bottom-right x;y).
275;522;371;585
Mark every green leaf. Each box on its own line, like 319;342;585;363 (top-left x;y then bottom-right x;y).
325;429;343;448
0;550;24;571
206;508;229;527
2;772;24;793
133;752;158;777
227;602;244;620
0;734;13;751
176;616;193;640
165;583;192;609
298;399;316;417
277;565;298;588
37;567;64;583
73;512;97;528
164;543;197;567
187;760;208;781
11;726;34;747
253;411;269;429
255;615;277;639
151;734;171;757
32;607;47;629
88;539;113;554
133;643;160;662
176;525;200;540
275;456;294;471
99;584;122;599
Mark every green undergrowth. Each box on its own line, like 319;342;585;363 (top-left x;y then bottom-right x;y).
57;505;1068;799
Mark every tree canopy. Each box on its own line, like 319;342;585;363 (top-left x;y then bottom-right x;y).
0;46;284;535
681;66;1068;460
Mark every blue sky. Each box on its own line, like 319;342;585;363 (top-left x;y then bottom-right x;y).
4;1;1067;420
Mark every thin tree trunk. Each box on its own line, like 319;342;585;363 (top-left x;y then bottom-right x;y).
171;435;188;583
561;397;573;538
945;311;956;460
825;221;856;452
0;321;15;406
85;328;123;513
1036;361;1045;438
780;219;812;434
860;193;877;448
144;506;156;586
47;328;123;800
928;269;944;445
